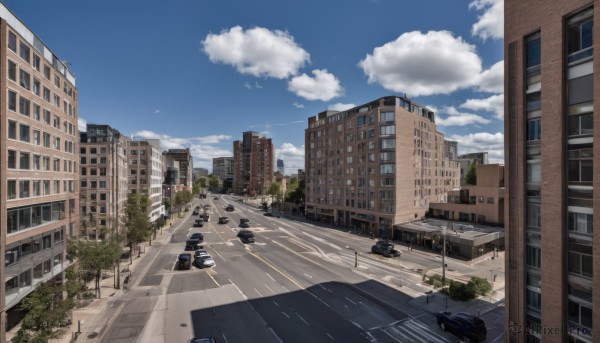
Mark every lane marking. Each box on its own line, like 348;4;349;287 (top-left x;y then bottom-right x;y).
266;273;276;282
345;297;357;305
296;313;309;326
254;288;263;297
268;327;284;343
209;246;226;262
221;333;228;343
229;278;247;300
207;271;220;287
326;333;335;340
303;273;313;279
281;311;290;319
265;284;275;294
272;300;280;307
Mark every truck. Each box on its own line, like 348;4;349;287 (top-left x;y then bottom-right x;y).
371;240;401;257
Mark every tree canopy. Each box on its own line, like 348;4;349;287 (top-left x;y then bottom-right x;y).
465;162;477;185
68;239;122;298
125;193;153;258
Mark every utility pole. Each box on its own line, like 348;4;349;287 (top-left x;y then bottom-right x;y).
442;225;447;282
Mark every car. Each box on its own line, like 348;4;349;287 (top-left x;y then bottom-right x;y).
225;205;235;212
237;230;255;243
194;249;209;259
203;215;210;222
192;210;199;215
214;196;219;200
371;240;401;257
195;254;215;268
193;220;204;228
188;337;216;343
218;216;229;224
177;253;192;270
239;218;250;228
436;311;487;342
190;232;204;241
185;239;202;251
263;212;273;217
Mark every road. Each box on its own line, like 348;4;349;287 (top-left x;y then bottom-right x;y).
98;195;503;343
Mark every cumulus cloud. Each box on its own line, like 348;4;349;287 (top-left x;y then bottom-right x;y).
287;69;343;101
78;117;87;132
328;103;356;111
436;107;491;127
460;94;504;120
476;60;503;93
202;26;310;79
470;0;504;41
277;142;305;173
449;132;504;162
359;31;482;96
293;102;305;108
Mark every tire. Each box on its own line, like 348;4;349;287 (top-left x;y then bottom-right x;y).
439;321;446;331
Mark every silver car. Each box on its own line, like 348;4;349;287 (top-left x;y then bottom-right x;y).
195;254;215;268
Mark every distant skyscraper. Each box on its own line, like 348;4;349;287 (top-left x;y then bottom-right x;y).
444;139;458;160
233;131;274;196
277;159;285;174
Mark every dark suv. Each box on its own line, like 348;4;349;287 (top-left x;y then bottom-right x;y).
225;204;235;212
237;230;255;243
436;311;487;342
177;253;192;270
239;218;250;228
185;239;202;251
218;217;229;224
190;232;204;241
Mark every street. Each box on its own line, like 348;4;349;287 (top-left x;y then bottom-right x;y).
98;195;505;343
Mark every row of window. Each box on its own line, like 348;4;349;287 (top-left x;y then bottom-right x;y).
7;201;66;235
7;179;74;199
8;120;75;152
6;254;64;296
5;229;64;267
7;150;75;173
8;90;76;136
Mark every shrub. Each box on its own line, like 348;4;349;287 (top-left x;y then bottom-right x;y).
424;274;450;289
468;276;493;296
448;280;476;301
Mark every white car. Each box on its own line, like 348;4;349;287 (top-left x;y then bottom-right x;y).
195;254;215;268
194;249;209;258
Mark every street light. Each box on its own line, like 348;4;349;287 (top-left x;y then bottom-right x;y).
442;225;447;282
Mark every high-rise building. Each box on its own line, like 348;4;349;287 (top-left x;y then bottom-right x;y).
163;148;193;188
129;140;165;222
79;125;129;239
277;159;285;174
444;139;458;161
505;2;595;342
213;157;234;192
305;96;460;234
233;131;274;196
0;4;79;339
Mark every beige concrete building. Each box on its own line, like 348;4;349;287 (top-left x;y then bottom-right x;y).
79;124;129;239
305;96;460;236
505;1;596;342
429;164;504;226
0;4;79;338
129;139;164;222
163;148;193;189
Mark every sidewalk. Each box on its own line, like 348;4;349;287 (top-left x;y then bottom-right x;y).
5;211;191;343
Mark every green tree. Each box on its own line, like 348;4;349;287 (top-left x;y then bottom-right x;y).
192;181;202;196
208;174;219;190
125;193;152;260
198;177;207;189
286;179;305;204
163;197;172;213
465;162;477;185
68;239;122;298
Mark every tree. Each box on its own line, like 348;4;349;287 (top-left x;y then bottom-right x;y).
163;197;172;214
465;162;477;185
68;239;122;298
174;191;186;217
125;193;152;260
208;174;219;190
286;179;305;205
268;182;282;207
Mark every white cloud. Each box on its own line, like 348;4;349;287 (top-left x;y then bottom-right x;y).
359;31;482;96
476;60;503;93
154;109;161;114
449;132;504;163
254;82;263;89
328;103;356;111
470;0;504;41
460;94;504;120
244;82;252;89
277;142;305;174
293;102;305;108
436;106;491;127
78;117;87;132
287;69;343;101
202;26;310;79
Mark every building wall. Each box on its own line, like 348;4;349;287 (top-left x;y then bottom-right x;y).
233;132;274;196
129;140;164;222
163;148;192;188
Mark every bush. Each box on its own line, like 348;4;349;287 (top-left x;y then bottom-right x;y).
469;276;493;296
424;274;450;289
448;280;476;301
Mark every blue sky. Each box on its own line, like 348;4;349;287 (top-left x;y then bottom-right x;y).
4;0;504;173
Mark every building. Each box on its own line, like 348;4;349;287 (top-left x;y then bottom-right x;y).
0;4;79;338
129;140;164;222
163;148;193;188
213;157;234;193
429;164;504;226
193;167;208;181
444;139;458;161
456;152;489;185
79;125;129;239
277;159;285;174
305;96;460;236
505;1;596;342
233;131;274;196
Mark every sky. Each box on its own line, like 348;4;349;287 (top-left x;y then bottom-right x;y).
4;0;504;173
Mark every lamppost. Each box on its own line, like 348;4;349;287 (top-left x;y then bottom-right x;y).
442;225;447;282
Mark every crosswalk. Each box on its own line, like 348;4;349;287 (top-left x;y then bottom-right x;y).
376;318;455;343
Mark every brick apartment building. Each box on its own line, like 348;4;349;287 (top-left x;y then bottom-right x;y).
233;131;274;196
0;4;79;338
505;1;596;342
79;124;129;239
304;96;460;236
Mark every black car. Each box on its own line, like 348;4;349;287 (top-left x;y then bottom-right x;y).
190;232;204;241
185;239;202;251
213;196;219;200
436;311;487;342
225;205;235;212
237;230;255;243
177;253;192;270
193;220;204;228
239;218;250;228
218;216;229;224
203;215;210;222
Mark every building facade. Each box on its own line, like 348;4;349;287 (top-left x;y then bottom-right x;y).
233;131;274;196
505;1;596;342
444;139;458;161
305;96;460;235
0;4;80;338
456;152;489;185
79;125;129;239
163;148;193;188
277;158;285;174
213;156;234;193
129;140;164;222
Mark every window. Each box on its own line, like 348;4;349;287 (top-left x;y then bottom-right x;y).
33;154;40;170
380;164;395;174
54;74;60;88
527;289;541;311
8;120;17;139
381;138;396;149
44;65;50;80
8;60;16;81
53;94;60;107
19;180;30;198
43;87;50;102
527;160;541;184
487;197;494;204
33;104;40;120
357;115;366;127
53;115;60;129
43;109;51;124
43;132;51;148
20;124;30;142
54;180;60;194
569;148;593;184
19;69;30;90
19;96;30;116
33;54;40;70
568;211;593;235
380;125;395;135
53;158;60;172
20;152;30;170
8;150;16;169
569;113;593;137
54;137;60;150
8;31;16;52
8;90;16;111
380;111;395;122
32;78;40;97
526;33;541;72
7;180;16;199
569;241;593;278
526;245;541;268
567;9;593;63
380;152;394;162
568;300;592;331
19;42;30;63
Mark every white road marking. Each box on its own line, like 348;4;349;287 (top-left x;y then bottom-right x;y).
254;288;263;297
326;332;335;340
229;279;247;300
210;247;226;262
358;301;368;308
221;333;228;343
296;313;309;326
265;284;275;294
281;311;290;318
303;273;313;279
345;297;357;305
266;273;276;282
268;327;284;343
272;300;280;307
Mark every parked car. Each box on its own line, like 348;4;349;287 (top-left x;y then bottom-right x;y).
225;204;235;212
194;249;209;259
195;254;215;268
371;240;401;257
203;215;210;222
177;253;192;270
218;216;229;224
185;239;202;251
239;218;250;228
436;311;487;342
190;232;204;241
237;230;255;243
192;210;199;215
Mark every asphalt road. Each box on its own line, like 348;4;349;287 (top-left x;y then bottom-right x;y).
99;195;498;343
